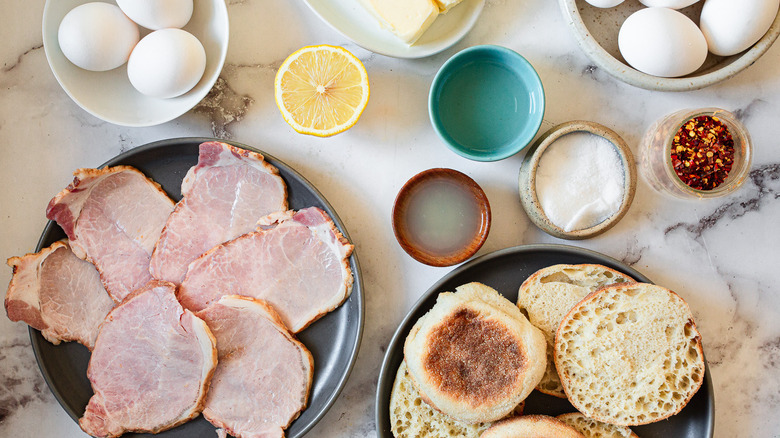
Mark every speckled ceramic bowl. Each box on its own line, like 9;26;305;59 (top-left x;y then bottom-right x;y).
559;0;780;91
518;121;637;239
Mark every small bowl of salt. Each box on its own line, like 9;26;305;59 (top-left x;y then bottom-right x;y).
518;121;637;240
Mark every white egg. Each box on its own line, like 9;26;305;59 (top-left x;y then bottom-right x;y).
638;0;700;8
127;29;206;99
618;8;708;77
583;0;625;7
58;3;139;72
700;0;780;56
116;0;193;30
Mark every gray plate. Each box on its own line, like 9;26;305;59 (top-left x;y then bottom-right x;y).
30;137;364;437
376;244;714;437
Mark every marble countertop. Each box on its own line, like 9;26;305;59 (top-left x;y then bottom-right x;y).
1;1;779;437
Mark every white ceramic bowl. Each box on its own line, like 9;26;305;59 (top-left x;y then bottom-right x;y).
559;0;780;91
42;0;229;126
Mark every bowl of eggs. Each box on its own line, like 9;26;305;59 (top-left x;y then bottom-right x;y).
42;0;229;126
559;0;780;91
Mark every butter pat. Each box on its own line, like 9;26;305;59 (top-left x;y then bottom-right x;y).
434;0;464;13
359;0;439;45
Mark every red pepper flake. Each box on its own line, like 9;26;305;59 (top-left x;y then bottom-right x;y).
670;115;735;190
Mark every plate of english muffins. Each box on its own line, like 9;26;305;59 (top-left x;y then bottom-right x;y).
376;244;714;438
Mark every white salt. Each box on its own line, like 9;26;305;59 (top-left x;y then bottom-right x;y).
535;132;624;232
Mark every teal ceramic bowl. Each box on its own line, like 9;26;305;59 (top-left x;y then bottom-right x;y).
429;45;545;161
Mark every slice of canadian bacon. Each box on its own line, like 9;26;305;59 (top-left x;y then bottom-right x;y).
178;207;353;333
196;295;313;438
79;281;217;437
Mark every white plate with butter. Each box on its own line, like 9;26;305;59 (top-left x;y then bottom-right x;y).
302;0;484;58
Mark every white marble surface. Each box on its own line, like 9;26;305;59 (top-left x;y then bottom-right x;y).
1;0;779;437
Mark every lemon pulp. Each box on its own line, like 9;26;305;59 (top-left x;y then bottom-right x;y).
275;45;369;137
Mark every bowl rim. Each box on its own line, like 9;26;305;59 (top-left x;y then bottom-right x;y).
392;168;492;266
428;44;546;161
41;0;229;127
558;0;780;91
518;120;637;239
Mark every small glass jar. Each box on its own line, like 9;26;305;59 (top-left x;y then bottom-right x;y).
641;108;752;199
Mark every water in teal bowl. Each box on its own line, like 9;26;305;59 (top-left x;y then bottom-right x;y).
430;45;545;161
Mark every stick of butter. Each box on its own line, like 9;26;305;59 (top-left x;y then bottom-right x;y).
359;0;440;45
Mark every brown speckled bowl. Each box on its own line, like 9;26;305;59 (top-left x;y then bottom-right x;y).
559;0;780;91
518;121;636;240
393;168;491;267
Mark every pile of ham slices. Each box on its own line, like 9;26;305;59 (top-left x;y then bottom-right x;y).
4;141;354;438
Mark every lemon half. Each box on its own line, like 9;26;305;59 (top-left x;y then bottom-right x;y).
274;45;370;137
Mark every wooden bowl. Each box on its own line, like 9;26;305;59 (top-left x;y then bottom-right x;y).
393;168;491;266
518;121;637;240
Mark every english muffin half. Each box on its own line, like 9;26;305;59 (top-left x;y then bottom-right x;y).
389;361;526;438
555;283;705;426
516;264;634;398
390;361;493;438
480;415;586;438
557;412;639;438
404;282;546;424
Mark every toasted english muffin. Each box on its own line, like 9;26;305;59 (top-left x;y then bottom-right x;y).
516;264;634;398
403;282;546;424
555;283;705;426
480;415;586;438
390;361;492;438
389;361;526;438
557;412;639;438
